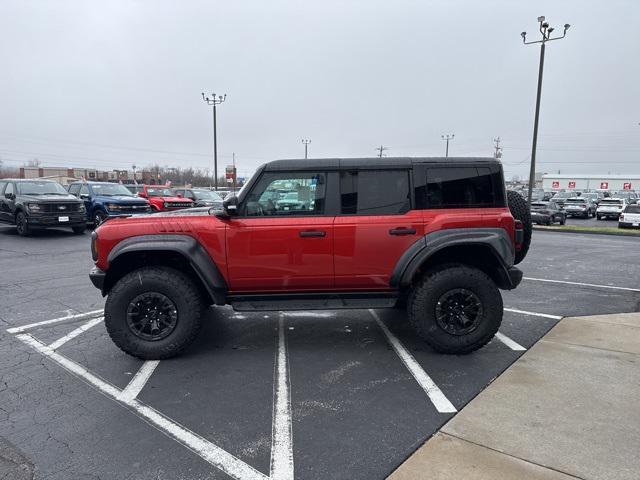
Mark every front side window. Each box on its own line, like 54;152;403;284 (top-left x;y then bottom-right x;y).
425;166;504;208
68;184;81;196
5;183;15;196
340;170;410;215
243;172;326;216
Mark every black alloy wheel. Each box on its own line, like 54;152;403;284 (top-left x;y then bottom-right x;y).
16;212;30;236
94;211;106;226
126;292;178;341
435;288;483;336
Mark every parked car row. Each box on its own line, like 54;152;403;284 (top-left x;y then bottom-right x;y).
0;178;226;235
530;196;639;229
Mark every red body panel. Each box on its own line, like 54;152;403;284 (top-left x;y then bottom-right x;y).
224;216;334;291
333;210;424;289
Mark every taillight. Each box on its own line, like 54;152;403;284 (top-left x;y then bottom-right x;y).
619;214;624;221
514;220;524;251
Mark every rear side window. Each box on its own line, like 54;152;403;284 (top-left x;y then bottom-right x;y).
5;183;15;196
625;205;640;213
424;166;505;208
340;170;410;215
68;184;81;196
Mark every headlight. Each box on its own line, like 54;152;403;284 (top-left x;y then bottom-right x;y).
164;202;168;208
27;203;41;212
78;204;86;213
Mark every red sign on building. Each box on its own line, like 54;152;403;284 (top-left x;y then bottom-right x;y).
600;182;609;190
568;181;576;189
623;182;632;190
552;181;560;188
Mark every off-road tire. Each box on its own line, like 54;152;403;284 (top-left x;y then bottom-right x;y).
507;190;531;265
15;212;30;237
105;266;205;359
72;225;86;234
408;264;503;354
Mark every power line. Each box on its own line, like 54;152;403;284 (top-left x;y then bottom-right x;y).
375;145;388;158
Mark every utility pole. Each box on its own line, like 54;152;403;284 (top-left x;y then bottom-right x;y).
375;145;388;158
521;16;570;205
131;164;137;184
201;92;227;190
441;134;454;157
302;139;311;159
493;137;502;159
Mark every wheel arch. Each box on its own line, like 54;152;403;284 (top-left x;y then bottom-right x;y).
391;228;518;291
103;235;227;305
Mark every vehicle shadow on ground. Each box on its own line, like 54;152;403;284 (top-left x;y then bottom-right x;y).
0;226;87;238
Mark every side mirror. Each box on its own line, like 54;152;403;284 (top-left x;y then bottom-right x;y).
80;193;89;199
215;195;238;219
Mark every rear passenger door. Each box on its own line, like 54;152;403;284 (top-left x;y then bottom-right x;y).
333;169;423;289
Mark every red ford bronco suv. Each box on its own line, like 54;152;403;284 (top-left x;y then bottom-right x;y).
134;185;194;212
89;157;531;359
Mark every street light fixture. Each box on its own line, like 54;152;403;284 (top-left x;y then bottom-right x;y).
201;92;227;190
521;16;570;206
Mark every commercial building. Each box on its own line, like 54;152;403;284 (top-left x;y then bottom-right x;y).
541;174;640;192
19;166;156;185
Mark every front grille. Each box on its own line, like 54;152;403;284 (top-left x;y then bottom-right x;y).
113;204;150;214
39;203;81;213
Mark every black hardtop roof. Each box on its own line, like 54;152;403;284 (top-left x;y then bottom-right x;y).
263;157;501;171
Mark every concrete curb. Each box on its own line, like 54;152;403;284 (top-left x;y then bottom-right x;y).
390;312;640;480
533;226;640;237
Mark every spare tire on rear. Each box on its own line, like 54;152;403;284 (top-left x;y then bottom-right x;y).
507;190;532;265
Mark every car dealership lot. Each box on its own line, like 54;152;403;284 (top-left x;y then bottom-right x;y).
1;226;639;479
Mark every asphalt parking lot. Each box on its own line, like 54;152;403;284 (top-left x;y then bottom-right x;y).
1;225;639;479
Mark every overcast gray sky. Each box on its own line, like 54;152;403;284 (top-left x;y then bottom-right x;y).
1;0;639;180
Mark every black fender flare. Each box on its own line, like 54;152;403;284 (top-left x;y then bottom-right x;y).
390;228;519;290
107;234;228;304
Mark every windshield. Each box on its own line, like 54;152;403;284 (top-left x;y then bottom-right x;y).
600;199;623;205
91;183;134;196
147;187;175;197
566;199;586;204
192;190;222;201
553;192;575;199
17;181;68;195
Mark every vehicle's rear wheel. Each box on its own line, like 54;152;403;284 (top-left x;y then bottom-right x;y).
93;211;106;227
507;190;531;265
560;216;566;225
407;264;503;354
72;225;86;234
105;266;206;359
15;212;30;236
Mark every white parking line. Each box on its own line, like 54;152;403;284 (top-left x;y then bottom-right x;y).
494;332;526;351
118;361;161;403
15;333;268;480
524;276;640;293
270;315;294;480
48;317;104;351
369;310;457;414
504;308;562;320
7;309;104;334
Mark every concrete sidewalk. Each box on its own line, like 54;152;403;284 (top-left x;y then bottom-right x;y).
390;312;640;480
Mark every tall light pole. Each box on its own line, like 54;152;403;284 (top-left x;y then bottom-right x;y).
441;134;454;157
302;139;311;159
522;17;570;205
201;92;227;190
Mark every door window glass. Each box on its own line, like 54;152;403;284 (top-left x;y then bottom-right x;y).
68;184;81;196
244;172;326;216
425;167;504;208
340;170;410;215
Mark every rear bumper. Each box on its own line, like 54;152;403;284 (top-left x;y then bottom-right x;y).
531;213;551;223
618;222;640;229
89;267;106;293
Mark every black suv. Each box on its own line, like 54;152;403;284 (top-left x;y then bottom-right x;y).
172;188;224;208
0;179;86;236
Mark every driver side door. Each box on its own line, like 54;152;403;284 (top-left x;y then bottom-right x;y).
225;171;335;292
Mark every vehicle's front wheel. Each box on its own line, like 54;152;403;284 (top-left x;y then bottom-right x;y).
15;212;30;236
407;264;503;354
93;211;106;227
104;266;206;359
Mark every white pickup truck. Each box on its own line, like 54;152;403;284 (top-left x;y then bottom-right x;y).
596;198;626;220
619;204;640;229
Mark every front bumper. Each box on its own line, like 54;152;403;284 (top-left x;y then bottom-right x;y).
26;213;86;227
89;266;106;293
